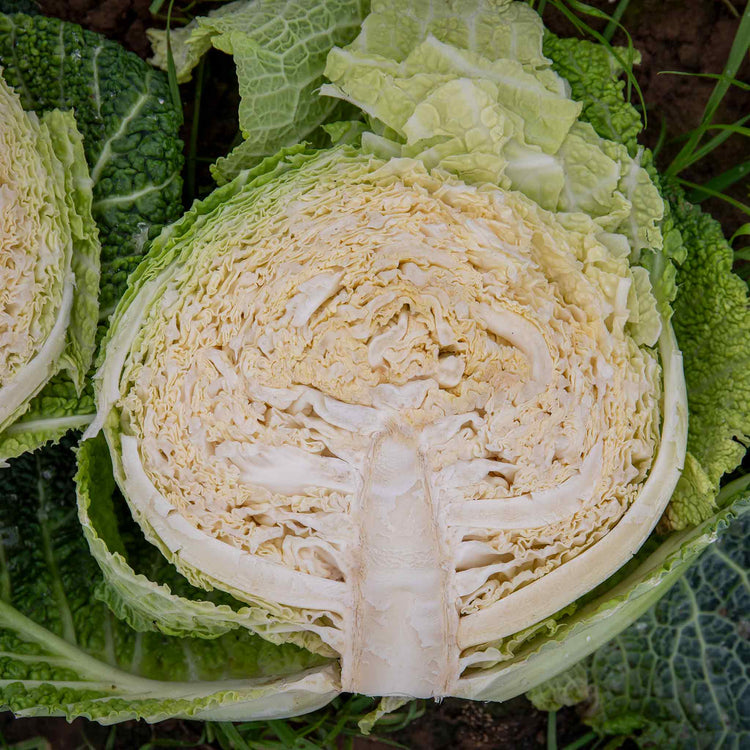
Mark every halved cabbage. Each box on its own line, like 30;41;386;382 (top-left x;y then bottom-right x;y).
0;71;99;459
87;146;686;699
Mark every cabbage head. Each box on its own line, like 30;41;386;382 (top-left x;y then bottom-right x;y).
87;141;687;699
67;0;746;721
0;71;99;461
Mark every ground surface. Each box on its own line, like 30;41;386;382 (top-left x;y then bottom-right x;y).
2;0;748;748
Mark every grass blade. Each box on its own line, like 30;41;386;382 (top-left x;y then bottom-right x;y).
730;223;750;244
562;731;599;750
687;158;750;202
678;178;750;216
657;70;750;92
603;0;631;42
213;723;252;750
163;0;184;127
675;116;750;170
651;114;669;159
547;711;558;750
720;0;740;18
186;56;205;202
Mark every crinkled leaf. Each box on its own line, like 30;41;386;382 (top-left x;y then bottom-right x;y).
663;183;750;529
543;33;643;154
585;489;750;748
352;0;549;70
323;119;368;147
526;660;589;712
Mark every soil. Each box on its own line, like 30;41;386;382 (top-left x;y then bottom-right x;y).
5;1;749;749
0;699;593;749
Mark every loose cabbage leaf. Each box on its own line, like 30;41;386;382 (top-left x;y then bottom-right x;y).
351;0;550;69
0;439;336;723
0;12;183;461
148;0;367;175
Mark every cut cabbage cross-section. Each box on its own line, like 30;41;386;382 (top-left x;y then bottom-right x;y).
0;71;99;456
92;147;686;699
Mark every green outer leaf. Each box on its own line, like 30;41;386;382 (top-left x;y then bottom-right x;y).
584;489;750;748
0;0;37;11
211;142;315;188
0;440;337;723
0;12;184;459
542;33;642;154
664;181;750;529
526;660;589;712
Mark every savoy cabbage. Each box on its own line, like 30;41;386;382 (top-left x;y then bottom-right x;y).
0;0;746;741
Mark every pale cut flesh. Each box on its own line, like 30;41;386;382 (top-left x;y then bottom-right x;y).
99;151;684;698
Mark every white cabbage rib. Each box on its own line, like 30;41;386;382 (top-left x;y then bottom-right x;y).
0;275;75;427
99;150;685;698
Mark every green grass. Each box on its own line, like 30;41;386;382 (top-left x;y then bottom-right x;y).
198;696;422;750
663;3;750;219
